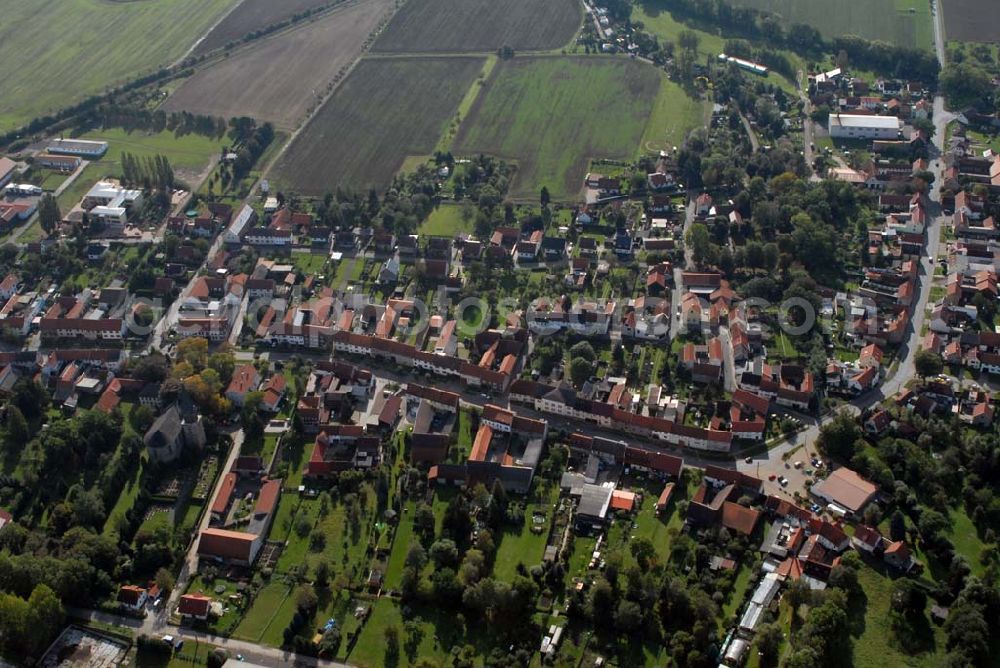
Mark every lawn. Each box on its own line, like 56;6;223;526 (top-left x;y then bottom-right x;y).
138;508;171;534
259;585;303;647
384;502;418;589
347;598;450;668
272;56;486;194
418;204;476;237
0;0;238;132
722;565;754;620
454;56;701;200
56;164;101;211
641;77;711;155
291;252;331;276
493;483;559;581
102;460;144;535
233;582;291;643
331;257;365;290
15;218;46;244
851;566;945;666
272;496;317;572
948;506;990;577
185;575;244;636
175;500;204;535
77;127;226;182
280;434;314;490
629;480;688;564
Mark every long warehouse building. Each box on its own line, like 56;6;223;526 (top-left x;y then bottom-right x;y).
828;113;901;140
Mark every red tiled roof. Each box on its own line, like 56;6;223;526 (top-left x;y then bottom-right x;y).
212;473;237;515
227;364;258;396
255;479;280;516
733;389;769;416
721;502;761;535
95;384;121;413
197;528;257;561
178;593;211;617
610;490;636;511
469;425;492;462
853;524;883;547
117;584;146;606
657;482;675;507
406;383;460;409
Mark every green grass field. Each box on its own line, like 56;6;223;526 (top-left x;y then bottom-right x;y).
0;0;238;132
233;582;291;642
948;507;990;577
640;77;711;154
455;56;705;200
102;460;144;535
348;599;450;667
493;483;559;581
291;252;331;276
56;128;224;211
384;502;418;589
418;204;477;237
852;566;945;666
80;128;225;172
56;164;100;212
632;1;804;94
724;0;932;49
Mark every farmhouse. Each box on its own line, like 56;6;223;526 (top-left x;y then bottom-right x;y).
828;113;901;140
116;585;148;612
177;593;212;621
197;528;262;567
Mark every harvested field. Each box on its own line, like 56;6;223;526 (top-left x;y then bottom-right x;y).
163;0;394;130
194;0;338;54
0;0;238;133
272;56;486;194
372;0;582;53
943;0;1000;42
727;0;932;48
454;56;703;200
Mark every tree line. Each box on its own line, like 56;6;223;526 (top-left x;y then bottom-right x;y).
120;152;175;190
636;0;940;83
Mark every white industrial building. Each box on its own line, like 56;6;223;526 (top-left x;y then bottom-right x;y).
83;181;142;233
828;113;901;140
